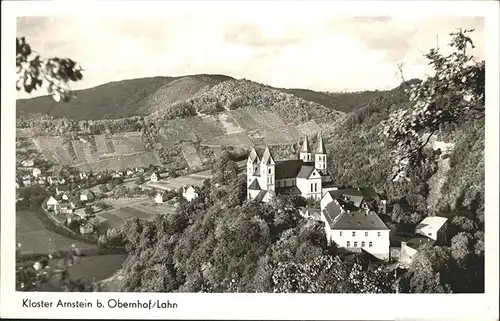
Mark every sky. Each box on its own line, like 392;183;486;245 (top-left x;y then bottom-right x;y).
16;7;484;99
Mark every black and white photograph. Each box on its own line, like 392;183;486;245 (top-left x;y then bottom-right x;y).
1;1;499;320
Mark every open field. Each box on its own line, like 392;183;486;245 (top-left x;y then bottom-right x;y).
67;254;127;283
218;112;244;135
295;120;320;137
96;197;176;230
187;116;225;140
16;210;96;255
76;151;160;172
181;143;204;168
229;109;260;131
146;170;212;191
201;133;253;147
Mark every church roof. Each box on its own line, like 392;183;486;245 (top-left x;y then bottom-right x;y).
300;136;312;153
261;146;275;165
297;165;319;179
275;160;304;179
329;210;389;231
248;148;260;163
248;179;262;190
276;185;302;196
316;132;327;154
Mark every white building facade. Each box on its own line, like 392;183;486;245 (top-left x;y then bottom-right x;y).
320;190;390;261
247;133;331;202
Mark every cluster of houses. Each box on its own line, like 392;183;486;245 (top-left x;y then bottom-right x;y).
246;138;449;265
17;158;153;189
46;188;97;235
149;171;199;204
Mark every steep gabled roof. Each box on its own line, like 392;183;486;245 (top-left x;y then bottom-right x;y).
327;188;364;208
300;136;311;153
275;160;303;179
261;145;275;165
316;132;327;154
322;201;343;227
297;165;321;179
248;179;262;190
248;147;260;164
330;210;389;231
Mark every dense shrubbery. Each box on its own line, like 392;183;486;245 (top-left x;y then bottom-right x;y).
99;177;397;293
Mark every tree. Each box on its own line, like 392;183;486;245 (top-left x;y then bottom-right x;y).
212;151;238;185
16;37;84;102
84;205;94;215
382;29;484;181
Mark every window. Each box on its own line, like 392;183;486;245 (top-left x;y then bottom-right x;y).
428;233;432;236
346;241;350;247
314;183;317;192
354;241;358;248
365;232;368;237
377;232;381;237
339;231;343;237
352;231;356;237
268;168;271;174
361;241;365;247
369;242;373;247
311;183;313;192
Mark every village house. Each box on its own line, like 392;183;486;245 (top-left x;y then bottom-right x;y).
150;172;160;183
320;187;387;215
67;213;79;226
74;208;89;220
80;190;95;202
320;194;390;261
32;167;42;178
22;177;32;187
79;172;88;180
79;221;95;235
126;168;134;176
59;202;75;215
182;185;198;202
21;159;34;167
46;196;59;212
57;177;66;185
154;191;169;204
47;176;54;185
247;133;334;203
399;216;448;265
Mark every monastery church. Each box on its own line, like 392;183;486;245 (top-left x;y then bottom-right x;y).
246;133;336;203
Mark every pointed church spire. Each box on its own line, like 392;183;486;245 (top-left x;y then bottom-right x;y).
300;136;311;153
261;145;275;165
316;132;326;154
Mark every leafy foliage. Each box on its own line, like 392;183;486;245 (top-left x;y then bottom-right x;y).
382;29;484;181
16;37;83;102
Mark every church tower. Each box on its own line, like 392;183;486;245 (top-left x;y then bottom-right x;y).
260;145;275;192
247;147;260;186
299;136;312;162
314;132;327;171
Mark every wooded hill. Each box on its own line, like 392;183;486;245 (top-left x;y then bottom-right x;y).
16;74;382;120
16;75;384;172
